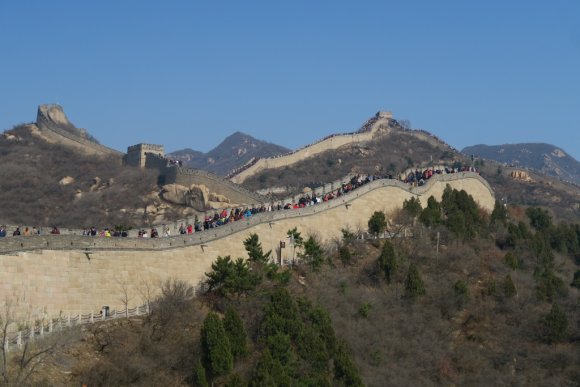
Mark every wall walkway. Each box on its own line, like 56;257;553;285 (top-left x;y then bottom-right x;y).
0;173;494;321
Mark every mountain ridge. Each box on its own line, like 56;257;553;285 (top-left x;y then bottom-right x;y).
167;131;291;175
462;143;580;185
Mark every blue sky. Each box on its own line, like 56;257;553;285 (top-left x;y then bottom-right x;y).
1;1;579;159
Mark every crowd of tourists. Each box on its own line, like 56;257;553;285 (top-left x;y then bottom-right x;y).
0;166;478;240
403;165;479;186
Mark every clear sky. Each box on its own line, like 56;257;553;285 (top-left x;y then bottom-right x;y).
1;1;579;159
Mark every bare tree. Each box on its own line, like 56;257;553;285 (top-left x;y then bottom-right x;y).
0;299;56;385
115;277;132;318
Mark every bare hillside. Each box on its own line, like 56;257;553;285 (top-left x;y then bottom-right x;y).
0;125;171;227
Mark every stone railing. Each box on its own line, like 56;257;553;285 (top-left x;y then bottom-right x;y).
0;172;493;255
1;304;150;353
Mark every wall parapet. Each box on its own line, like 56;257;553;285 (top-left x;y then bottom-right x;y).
0;172;493;255
36;105;123;157
228;113;392;183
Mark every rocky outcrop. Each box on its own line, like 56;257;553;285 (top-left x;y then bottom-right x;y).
161;183;232;211
35;104;123;158
511;170;533;182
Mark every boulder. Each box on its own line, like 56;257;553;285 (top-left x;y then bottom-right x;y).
186;184;210;210
161;183;211;211
208;192;230;203
161;184;190;205
59;176;75;185
90;177;102;191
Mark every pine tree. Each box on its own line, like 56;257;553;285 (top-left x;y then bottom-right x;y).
503;274;517;298
404;263;426;300
333;339;363;387
368;211;387;236
378;239;397;283
201;312;233;377
539;304;568;344
192;360;209;387
299;236;325;271
403;196;422;217
244;233;271;264
223;307;248;360
490;200;508;226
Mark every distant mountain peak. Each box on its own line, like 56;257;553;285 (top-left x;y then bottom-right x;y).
167;131;290;175
462;143;580;185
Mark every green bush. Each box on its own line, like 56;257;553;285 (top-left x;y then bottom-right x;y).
535;268;568;301
453;280;469;301
368;211;387;235
358;302;372;319
539;304;568;344
378;239;398;283
192;360;208;387
504;252;520;270
403;196;422;217
405;264;426;300
503;275;517;298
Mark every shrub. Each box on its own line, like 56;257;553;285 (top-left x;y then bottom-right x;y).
405;263;426;300
358;302;372;319
403;197;422;218
378;239;398;283
368;211;387;236
539;304;568;344
504;252;520;270
535;269;568;301
339;245;352;266
192;360;208;387
453;280;469;303
526;207;553;232
503;275;517;298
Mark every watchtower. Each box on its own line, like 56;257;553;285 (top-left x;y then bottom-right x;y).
124;143;165;168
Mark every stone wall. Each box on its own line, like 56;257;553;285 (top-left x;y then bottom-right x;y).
142;153;265;205
36;105;123;158
0;173;494;320
229;115;391;183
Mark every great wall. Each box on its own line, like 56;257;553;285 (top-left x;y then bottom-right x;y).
1;105;496;327
228;111;393;183
0;172;494;322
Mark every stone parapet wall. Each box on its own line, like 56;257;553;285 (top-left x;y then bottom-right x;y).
0;173;494;319
230;116;390;184
36;106;123;158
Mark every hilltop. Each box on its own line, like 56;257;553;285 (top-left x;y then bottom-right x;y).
462;143;580;185
168;131;290;176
